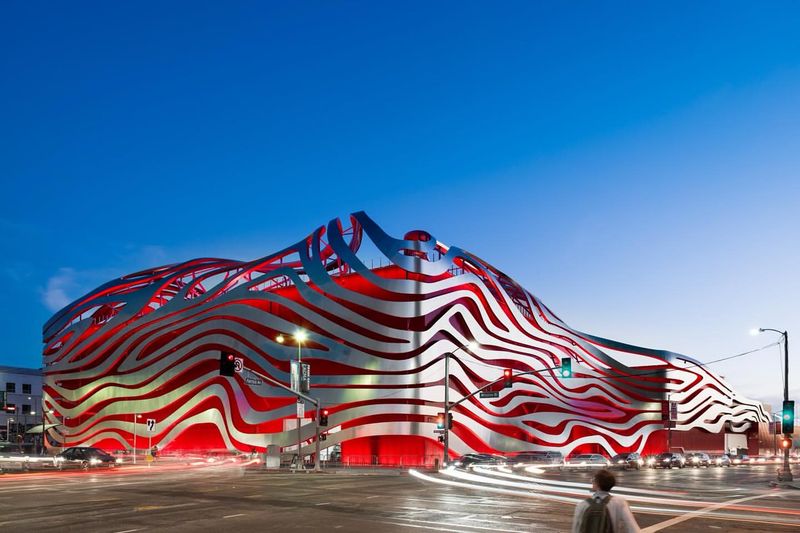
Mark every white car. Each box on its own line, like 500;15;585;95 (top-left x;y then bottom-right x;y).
567;454;611;469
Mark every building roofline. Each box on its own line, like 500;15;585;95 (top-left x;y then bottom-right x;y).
0;366;43;376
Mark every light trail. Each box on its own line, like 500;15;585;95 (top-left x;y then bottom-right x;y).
413;467;800;528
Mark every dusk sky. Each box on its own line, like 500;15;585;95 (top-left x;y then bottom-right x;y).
2;2;799;410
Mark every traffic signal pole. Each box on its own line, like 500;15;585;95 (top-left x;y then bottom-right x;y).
782;331;792;482
761;328;793;482
315;408;321;473
443;352;450;467
440;359;565;468
241;365;323;473
297;343;302;471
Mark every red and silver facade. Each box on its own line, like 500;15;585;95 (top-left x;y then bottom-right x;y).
42;212;768;463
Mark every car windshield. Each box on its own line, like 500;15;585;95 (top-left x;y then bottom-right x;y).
658;453;673;459
611;454;629;460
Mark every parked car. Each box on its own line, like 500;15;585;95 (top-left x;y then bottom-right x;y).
566;454;611;469
731;454;749;466
654;452;685;469
510;451;564;466
686;452;711;467
711;454;732;467
610;452;643;470
54;447;119;470
452;453;506;469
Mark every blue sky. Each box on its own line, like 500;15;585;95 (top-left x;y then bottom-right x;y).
2;2;799;409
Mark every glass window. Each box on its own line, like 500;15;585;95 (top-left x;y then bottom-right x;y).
22;383;31;394
22;404;31;414
5;382;15;393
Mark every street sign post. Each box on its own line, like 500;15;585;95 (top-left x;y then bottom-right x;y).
146;419;156;466
479;391;499;399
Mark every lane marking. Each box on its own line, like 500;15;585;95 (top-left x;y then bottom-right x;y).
374;520;464;532
223;513;246;519
641;493;775;532
315;502;331;506
134;503;198;512
390;516;522;532
113;530;143;533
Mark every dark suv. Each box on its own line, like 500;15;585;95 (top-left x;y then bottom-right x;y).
54;447;118;469
610;452;643;470
655;452;685;469
511;451;564;466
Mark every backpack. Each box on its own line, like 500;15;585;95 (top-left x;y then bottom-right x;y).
579;495;613;533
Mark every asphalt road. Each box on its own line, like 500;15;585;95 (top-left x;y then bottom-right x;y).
0;462;798;532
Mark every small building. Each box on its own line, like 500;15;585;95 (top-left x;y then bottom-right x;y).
1;365;44;452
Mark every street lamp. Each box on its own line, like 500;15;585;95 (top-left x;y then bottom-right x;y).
754;327;792;482
278;329;309;470
132;413;142;464
442;341;478;467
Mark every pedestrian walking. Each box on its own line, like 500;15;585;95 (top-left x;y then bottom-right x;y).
572;468;640;533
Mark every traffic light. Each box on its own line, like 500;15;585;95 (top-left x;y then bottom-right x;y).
219;352;236;376
320;409;329;426
319;432;327;442
436;412;446;430
447;413;453;430
782;400;795;434
560;357;572;378
781;437;792;449
503;369;513;389
438;435;445;443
